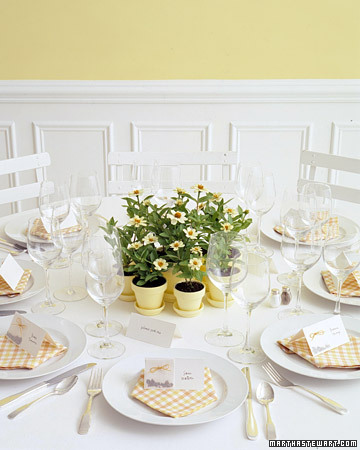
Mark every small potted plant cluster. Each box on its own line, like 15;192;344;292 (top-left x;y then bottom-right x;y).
103;184;251;316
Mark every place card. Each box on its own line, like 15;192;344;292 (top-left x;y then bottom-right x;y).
6;312;57;357
126;313;176;348
144;357;205;390
0;254;24;291
290;315;349;356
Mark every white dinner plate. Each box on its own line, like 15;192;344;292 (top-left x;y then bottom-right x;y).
102;348;248;426
260;314;360;380
303;265;360;307
261;214;359;244
4;210;38;245
0;313;86;380
0;260;45;306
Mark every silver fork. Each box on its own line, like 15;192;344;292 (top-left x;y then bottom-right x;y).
262;362;348;415
78;368;103;434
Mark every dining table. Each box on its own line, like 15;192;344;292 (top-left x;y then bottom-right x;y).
0;196;359;450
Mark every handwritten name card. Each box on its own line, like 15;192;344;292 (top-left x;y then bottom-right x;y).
126;313;176;348
6;312;56;357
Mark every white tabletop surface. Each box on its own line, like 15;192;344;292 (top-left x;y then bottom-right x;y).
0;197;359;450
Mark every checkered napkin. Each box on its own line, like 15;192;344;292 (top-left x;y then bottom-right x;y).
277;334;360;369
0;270;31;296
321;270;360;297
0;335;67;370
131;367;217;418
30;218;82;240
274;217;339;242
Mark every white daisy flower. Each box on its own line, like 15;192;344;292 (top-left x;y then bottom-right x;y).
224;207;237;217
170;240;185;251
166;210;187;225
190;246;203;256
211;192;222;202
191;183;208;192
143;232;158;245
129;188;144;196
221;222;234;232
188;258;202;271
175;187;187;194
128;215;147;228
197;202;206;211
128;241;143;250
175;199;184;206
153;258;168;271
184;227;199;240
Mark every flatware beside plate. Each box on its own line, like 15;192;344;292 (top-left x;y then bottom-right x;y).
241;367;258;440
78;368;103;434
0;310;27;316
262;362;348;415
256;381;276;440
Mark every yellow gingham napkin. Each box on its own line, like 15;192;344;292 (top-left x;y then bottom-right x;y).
277;334;360;369
321;270;360;297
30;218;82;240
274;217;339;242
0;335;67;370
131;367;217;417
0;270;31;296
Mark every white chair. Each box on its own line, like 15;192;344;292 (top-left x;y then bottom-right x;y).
298;150;360;205
0;153;51;213
107;151;237;195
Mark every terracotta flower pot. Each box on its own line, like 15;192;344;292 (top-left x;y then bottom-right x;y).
131;278;167;310
118;274;135;302
163;270;185;303
174;282;205;311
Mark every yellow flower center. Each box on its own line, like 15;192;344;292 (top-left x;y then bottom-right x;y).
135;218;141;223
134;190;140;195
175;212;181;218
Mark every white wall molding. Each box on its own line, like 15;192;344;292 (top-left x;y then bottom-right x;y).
0;122;18;213
330;121;360;155
0;80;359;103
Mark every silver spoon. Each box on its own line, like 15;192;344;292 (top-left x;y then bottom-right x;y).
256;381;276;440
8;375;78;419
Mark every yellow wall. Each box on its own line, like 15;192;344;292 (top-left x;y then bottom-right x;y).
1;0;359;80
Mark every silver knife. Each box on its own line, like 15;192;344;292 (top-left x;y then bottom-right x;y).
0;310;27;316
0;362;96;408
242;366;258;440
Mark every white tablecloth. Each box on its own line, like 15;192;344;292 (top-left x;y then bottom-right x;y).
0;197;359;450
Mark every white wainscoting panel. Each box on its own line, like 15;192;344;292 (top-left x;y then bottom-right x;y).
0;122;18;215
0;80;359;216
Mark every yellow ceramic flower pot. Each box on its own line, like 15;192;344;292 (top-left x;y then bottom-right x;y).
174;282;205;311
131;278;167;309
207;278;233;302
118;274;135;302
163;270;184;303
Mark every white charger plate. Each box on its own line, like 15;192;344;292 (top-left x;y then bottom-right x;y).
303;265;360;307
0;313;86;380
102;348;248;426
260;314;360;380
0;260;45;306
261;214;358;244
4;210;37;245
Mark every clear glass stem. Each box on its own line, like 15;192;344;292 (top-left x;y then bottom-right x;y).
243;309;252;352
44;267;54;307
67;253;75;295
257;214;262;248
222;292;230;333
294;270;304;313
101;303;111;348
334;278;344;315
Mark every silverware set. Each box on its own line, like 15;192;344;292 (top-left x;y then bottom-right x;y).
242;361;348;441
0;237;27;255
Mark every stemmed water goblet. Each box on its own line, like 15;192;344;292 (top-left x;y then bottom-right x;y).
323;233;360;316
205;231;248;347
245;170;276;257
27;216;65;315
151;164;181;206
235;162;262;208
228;252;270;364
278;222;322;319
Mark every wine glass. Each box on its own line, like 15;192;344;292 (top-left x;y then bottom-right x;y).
53;210;87;302
205;231;248;347
277;188;317;287
85;272;125;359
278;222;322;319
235;162;262;208
151;164;181;206
245;170;275;256
39;180;70;226
302;182;332;228
228;252;270;364
82;234;123;337
70;171;102;230
27;216;65;315
324;233;360;315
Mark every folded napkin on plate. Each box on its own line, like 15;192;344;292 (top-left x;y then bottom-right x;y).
277;334;360;369
30;218;82;240
0;269;31;296
131;367;217;418
274;217;339;242
0;335;67;369
321;270;360;297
